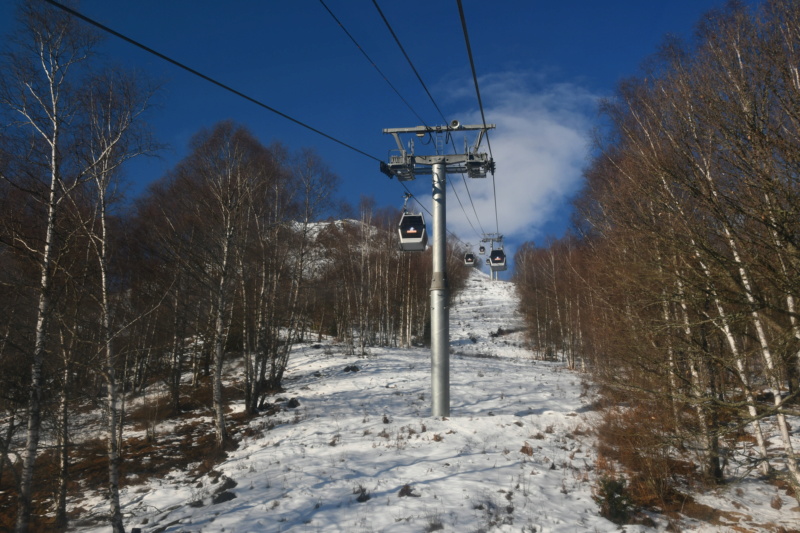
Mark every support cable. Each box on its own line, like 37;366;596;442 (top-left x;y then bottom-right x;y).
45;0;481;250
372;0;449;126
373;0;486;238
321;0;479;240
43;0;383;163
448;178;481;239
319;0;431;130
456;173;486;235
456;0;500;234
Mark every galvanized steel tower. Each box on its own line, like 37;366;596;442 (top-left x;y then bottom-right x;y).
381;121;495;417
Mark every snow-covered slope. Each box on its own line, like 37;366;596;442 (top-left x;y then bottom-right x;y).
75;269;798;532
450;268;530;360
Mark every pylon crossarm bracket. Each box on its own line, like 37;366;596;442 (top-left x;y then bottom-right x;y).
481;233;503;243
472;128;487;153
380;153;492;181
389;132;405;151
382;124;495;181
383;123;495;134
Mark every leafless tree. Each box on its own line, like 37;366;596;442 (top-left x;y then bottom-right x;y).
0;3;102;530
517;0;800;501
79;67;158;533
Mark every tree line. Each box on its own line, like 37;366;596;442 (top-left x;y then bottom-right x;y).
514;0;800;510
0;2;468;531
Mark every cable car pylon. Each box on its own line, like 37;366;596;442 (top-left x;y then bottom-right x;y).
382;120;495;417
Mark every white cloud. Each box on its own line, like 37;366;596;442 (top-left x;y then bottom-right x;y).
441;73;598;246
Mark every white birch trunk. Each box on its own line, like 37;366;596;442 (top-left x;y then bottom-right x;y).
16;121;58;533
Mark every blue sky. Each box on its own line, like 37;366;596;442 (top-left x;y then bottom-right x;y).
0;0;761;272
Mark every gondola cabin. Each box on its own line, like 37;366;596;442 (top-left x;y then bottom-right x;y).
488;249;507;271
478;245;486;254
464;252;475;266
397;212;428;252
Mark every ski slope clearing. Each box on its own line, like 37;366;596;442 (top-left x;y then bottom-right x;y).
74;269;798;532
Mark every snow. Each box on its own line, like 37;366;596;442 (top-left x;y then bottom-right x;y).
71;268;800;532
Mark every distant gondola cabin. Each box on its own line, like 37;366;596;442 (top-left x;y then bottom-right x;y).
398;212;428;252
464;253;475;265
488;249;507;271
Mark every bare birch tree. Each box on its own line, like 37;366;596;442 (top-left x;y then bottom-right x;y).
0;3;100;530
80;68;158;533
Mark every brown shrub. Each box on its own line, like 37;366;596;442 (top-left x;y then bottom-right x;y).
595;404;694;510
770;495;783;510
0;379;246;531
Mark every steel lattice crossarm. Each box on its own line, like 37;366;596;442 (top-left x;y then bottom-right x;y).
481;233;503;243
380;121;495;180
